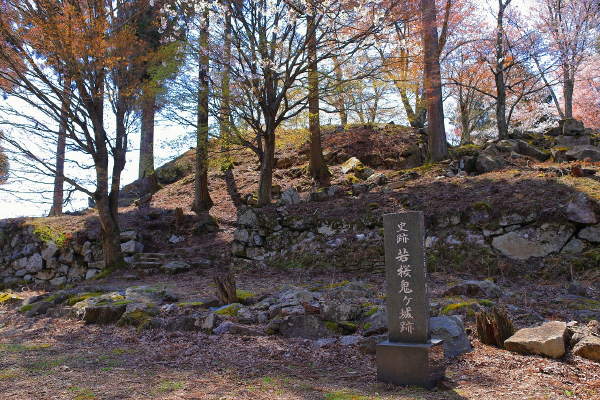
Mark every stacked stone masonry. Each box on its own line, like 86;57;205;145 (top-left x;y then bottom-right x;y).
0;221;144;286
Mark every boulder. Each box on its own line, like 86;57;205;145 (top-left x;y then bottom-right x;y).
566;145;600;162
561;118;586;136
504;321;568;359
330;281;374;299
567;282;587;296
191;215;219;235
279;315;333;339
121;240;144;255
278;289;317;304
160;261;191;275
24;301;55;318
562;238;585;254
320;304;362;322
430;316;472;357
359;334;388;355
120;231;139;242
341;157;363;174
476;154;504;174
83;303;128;324
214;322;265;336
339;335;361;347
166;314;215;332
444;280;502;299
557;135;590;148
362;305;388;336
280;188;301;206
491;223;575;261
573;336;600;361
496;140;519;153
516;140;551;162
551;147;569;163
565;193;597;224
578;224;600;243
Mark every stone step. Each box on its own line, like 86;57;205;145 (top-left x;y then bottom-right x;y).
131;261;163;270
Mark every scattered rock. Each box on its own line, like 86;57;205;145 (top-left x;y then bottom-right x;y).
491;223;575;260
215;322;266;336
341;157;363;174
475;155;504;174
160;261;191;275
444;280;502;299
516;140;551;162
191;215;219;235
339;335;361;347
321;304;362;322
362;305;388;336
504;321;568;359
83;303;128;324
567;282;587;297
359;334;387;355
280;188;301;206
573;336;600;361
578;224;600;243
279;315;333;339
431;316;472;357
565;193;597;224
557;135;590;148
313;338;337;351
166;314;215;332
566;145;600;162
121;240;144;255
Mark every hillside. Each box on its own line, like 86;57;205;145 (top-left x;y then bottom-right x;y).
1;123;600;399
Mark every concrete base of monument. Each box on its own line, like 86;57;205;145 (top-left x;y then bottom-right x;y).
376;338;445;390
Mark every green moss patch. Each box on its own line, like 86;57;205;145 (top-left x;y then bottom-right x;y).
214;303;242;317
364;306;378;317
236;290;256;303
68;292;103;306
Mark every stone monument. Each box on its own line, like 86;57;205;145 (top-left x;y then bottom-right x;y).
376;211;445;389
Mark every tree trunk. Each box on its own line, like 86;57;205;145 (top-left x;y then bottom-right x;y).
257;125;275;206
94;118;125;270
139;91;155;179
219;10;233;170
191;10;213;213
138;91;159;197
420;0;448;162
333;56;347;126
48;76;70;217
214;273;237;305
494;1;511;140
307;13;329;184
563;66;574;119
460;98;472;145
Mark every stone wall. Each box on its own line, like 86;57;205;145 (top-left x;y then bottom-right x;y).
232;190;600;270
0;220;144;287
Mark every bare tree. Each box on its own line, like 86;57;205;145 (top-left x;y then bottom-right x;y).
534;0;600;119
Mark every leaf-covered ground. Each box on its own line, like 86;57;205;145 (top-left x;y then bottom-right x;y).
2;124;600;398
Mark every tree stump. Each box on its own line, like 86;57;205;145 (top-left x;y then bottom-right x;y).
214;273;237;305
476;306;514;348
174;207;184;227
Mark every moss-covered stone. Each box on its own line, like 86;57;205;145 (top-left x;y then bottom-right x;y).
364;306;378;317
346;174;360;184
20;304;34;313
67;292;103;306
236;290;256;305
214;303;242;317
